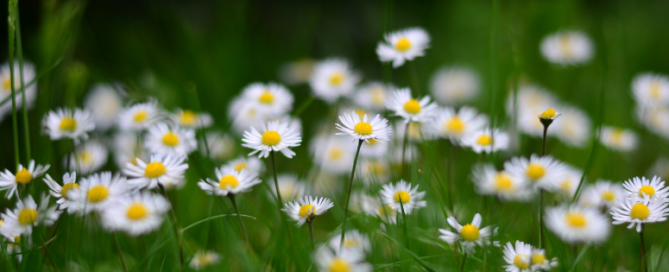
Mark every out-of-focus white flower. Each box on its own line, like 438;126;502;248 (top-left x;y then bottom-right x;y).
471;164;533;201
84;84;123;131
648;157;669;181
430;67;480;105
506;85;560;137
200;132;235;161
64;140;108;174
0;61;37;122
354;82;393;111
68;172;129;214
270;174;306;202
461;128;509;153
540;31;594;66
314;245;372;272
376;27;430;68
278;58;314;85
223;156;264;176
113;131;149;169
309;59;360;104
241;82;294;116
386;88;437;123
632;73;669;106
170;109;213;129
380;180;426;214
394;120;435;143
328;229;371;255
552;105;591;147
599;126;638;152
360;159;391;184
636;105;669;140
43;108;95;144
117;100;162;131
555;164;583;200
145;123;197;157
189;250;221;270
431;106;488;142
100;192;170;236
282;196;334;226
310;135;356;175
228;97;265;135
504;155;567;192
578;180;624;209
544;205;610;244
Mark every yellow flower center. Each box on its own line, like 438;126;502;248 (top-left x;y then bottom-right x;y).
494;173;513;191
371;88;384;105
610;129;625;146
261;130;281;146
353;122;373;135
299;204;316;217
565;212;587;228
2;76;12;91
328;258;351;272
59;117;78;132
126;203;150;220
630;203;650;220
476;135;492;146
18;208;38;226
179;110;198;126
162;132;180;147
395;37;412;51
532;253;546;264
78;150;93;165
403;99;421;114
145;162;167;178
650;81;661;98
61;183;80;199
87;185;110;203
343;238;360;247
559;35;574;57
354;109;367;120
258;90;275;104
378;205;394;217
366;139;378;145
514;254;530;269
219;175;240;189
329;73;344;86
639;185;655;197
460;224;480;241
367;161;386;176
526;163;546;180
328;147;343;160
539;108;557;119
133;110;148;123
394;191;411;203
446;117;465;134
14;168;33;184
234;162;248;172
601;190;615;201
560;180;572;192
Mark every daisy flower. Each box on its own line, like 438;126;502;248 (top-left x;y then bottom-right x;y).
241;82;294;116
530;247;559;271
0;160;50;198
648;157;669;181
0;194;61;236
506;85;560;137
540;30;594;66
353;82;392;111
631;73;669;106
0;61;37;122
68;172;129;214
621;176;669;202
359;137;389;158
386;88;437;123
189;250;221;270
335;111;392;142
461;128;509;153
223;156;264;176
309;58;361;104
145;123;197;156
270;174;306;201
43;108;95;143
380;180;426;214
171;108;213;129
504;155;567;191
360;159;391;184
502;241;558;272
600;126;638;152
471;164;533;201
42;172;80;213
242;120;302;158
228;97;265;135
636;105;669;140
282;196;334;226
611;195;669;232
431;106;488;141
544;205;610;244
200;132;236;161
198;168;261;197
578;180;624;209
310;135;356;175
112;131;149;169
124;154;189;190
376;27;430;68
100;192;170;236
429;66;480;105
118;100;162;131
279;58;314;85
64;140;108;174
328;229;371;255
394;120;435;143
315;245;372;272
552;105;591;147
84;83;123;131
439;213;498;254
555;165;583;199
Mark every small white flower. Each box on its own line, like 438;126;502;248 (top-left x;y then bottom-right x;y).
282;195;334;226
504;155;567;191
502;241;558;272
100;192;170;236
611;195;669;232
431;106;488;141
354;82;393;111
68;172;129;214
241;82;294;116
311;135;356;175
309;59;361;104
552;105;591;147
540;30;594;66
228;97;266;135
335;111;392;143
578;180;624;209
223;156;264;176
600;126;638;152
189;250;221;270
530;247;559;271
360;159;391;184
328;229;371;255
84;83;123;131
64;140;108;174
648;157;669;181
380;180;426;214
555;164;583;200
315;245;372;272
170;108;213;129
112;131;149;169
198;168;261;197
242;120;302;159
430;67;480;105
376;27;430;68
270;174;306;202
145;123;197;156
386;88;437;123
124;154;189;190
439;213;498;254
0;194;61;237
42;172;80;213
621;176;669;202
394;120;435;143
0;61;37;122
471;164;533;201
636;105;669;140
279;58;314;85
200;132;235;161
506;86;560;137
461;128;509;153
0;160;50;199
118;100;162;131
544;205;610;244
43;108;95;143
632;73;669;106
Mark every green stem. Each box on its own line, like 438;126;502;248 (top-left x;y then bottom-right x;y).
641;227;648;272
14;3;30;162
293;95;315;116
158;185;185;272
459;252;467;272
408;61;420;95
539;189;544;248
308;220;315;250
568;244;590;272
270;151;284;210
229;194;251;247
401;121;410;179
113;232;128;272
339;139;364;254
7;8;20;169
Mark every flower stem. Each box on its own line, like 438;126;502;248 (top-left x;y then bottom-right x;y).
113;232;128;272
339;139;364;255
158;185;185;272
640;227;648;272
7;11;20;169
459;252;467;272
308;220;315;250
399;198;409;249
401;121;410;179
408;61;421;96
14;3;30;162
270;151;284;210
229;194;250;247
542;125;548;156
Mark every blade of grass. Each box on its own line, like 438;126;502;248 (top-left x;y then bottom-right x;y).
14;1;31;162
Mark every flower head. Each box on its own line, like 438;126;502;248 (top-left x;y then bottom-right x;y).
376;27;430;68
171;108;213;129
0;160;50;199
461;128;509;154
504;155;567;192
0;194;61;237
270;174;306;202
311;135;356;175
380;180;426;214
198;167;261;197
439;213;498;254
544;205;610;244
309;59;360;104
540;30;593;66
64;140;108;174
84;83;123;131
578;180;624;209
0;61;37;122
328;229;371;255
622;176;669;202
354;82;393;111
611;194;669;233
335;111;391;142
242;120;302;158
241;82;294;116
429;67;480;105
42;172;80;213
471;164;533;201
282;196;334;226
503;241;558;272
551;106;591;147
100;192;170;236
124;154;189;190
118;100;162;131
43;108;95;143
315;245;372;272
200;132;236;161
68;172;129;214
145;123;197;157
386;88;437;123
600;126;638;152
431;106;488;141
189;250;221;270
632;73;669;106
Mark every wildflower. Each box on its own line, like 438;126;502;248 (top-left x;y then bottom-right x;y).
431;106;488;141
429;67;480;105
43;108;95;143
578;180;624;209
504;155;567;191
621;176;669;202
0;194;61;237
610;195;669;232
386;88;437;123
600;126;638;152
540;31;593;66
461;128;509;153
100;192;170;236
200;132;235;161
145;123;197;156
555;165;583;199
0;61;37;122
310;135;356;175
309;59;360;104
171;108;213;129
376;27;430;68
380;180;426;214
68;172;128;214
198;168;261;197
278;58;314;85
631;73;669;106
503;241;558;272
124;154;189;190
328;230;371;255
117;100;162;131
64;140;108;174
189;250;221;270
471;164;533;201
360;159;391;184
282;196;334;226
223;156;264;176
439;213;498;254
315;245;372;272
270;174;306;202
354;82;393;111
552;106;591;147
544;205;610;244
335;111;392;142
241;82;294;116
228;97;265;135
84;83;123;131
242;120;302;158
506;86;559;137
112;131;149;169
0;160;50;199
42;172;80;213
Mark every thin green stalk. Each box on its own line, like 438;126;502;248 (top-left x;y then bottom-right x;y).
568;244;590;272
113;232;128;272
408;62;420;96
308;220;315;250
14;3;31;162
158;185;185;272
539;189;544;248
293;96;315;116
339;139;364;254
640;228;648;272
229;194;251;247
459;252;467;272
488;0;499;127
7;9;20;169
401;121;410;179
270;151;284;210
399;198;409;249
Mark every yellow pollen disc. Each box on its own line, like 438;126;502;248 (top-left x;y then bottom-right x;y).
14;168;33;184
446;117;465;134
219;175;240;189
559;35;573;57
329;73;344;86
393;191;411;203
299;204;316;217
371;88;384;105
343;238;360;247
59;117;78;132
394;37;412;51
514;254;530;269
261;130;281;146
367;161;386;175
133;110;148;123
601;190;615;201
328;148;343;160
258;90;275;104
18;208;38;226
14;236;21;243
162;132;180;147
179;110;198;126
403;99;421;114
630;203;650;220
532;253;546;264
494;173;513;191
328;258;352;272
234;162;248;172
126;203;150;220
526;163;546;180
378;205;394;217
560;180;572;192
354;122;373;135
539;108;557;119
638;185;655;197
2;76;11;91
78;151;93;164
650;82;661;98
476;135;492;146
87;185;110;203
145;162;167;178
61;183;79;199
460;224;480;241
610;129;624;146
565;212;587;228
